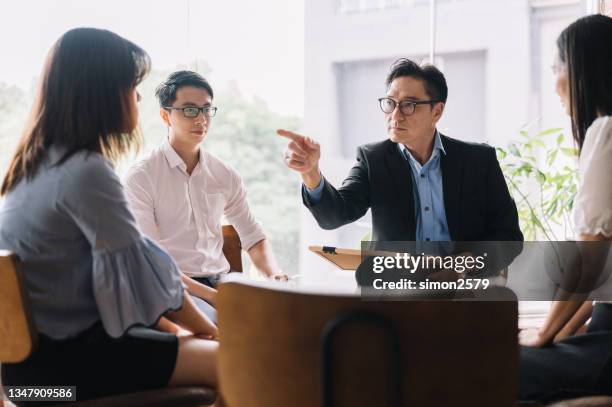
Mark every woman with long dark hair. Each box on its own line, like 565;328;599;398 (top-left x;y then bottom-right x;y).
0;28;218;403
519;14;612;402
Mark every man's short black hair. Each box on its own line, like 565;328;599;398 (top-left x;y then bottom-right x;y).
385;58;448;104
155;70;214;107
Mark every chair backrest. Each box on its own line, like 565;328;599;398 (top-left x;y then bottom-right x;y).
222;225;242;273
0;252;37;363
217;282;518;407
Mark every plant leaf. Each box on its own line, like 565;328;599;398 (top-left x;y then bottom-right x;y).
538;127;563;136
561;148;578;157
510;144;521;157
556;133;565;145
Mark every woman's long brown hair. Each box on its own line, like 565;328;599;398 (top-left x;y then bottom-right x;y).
1;27;150;195
557;14;612;152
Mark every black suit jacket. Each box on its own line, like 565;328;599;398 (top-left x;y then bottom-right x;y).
303;135;523;243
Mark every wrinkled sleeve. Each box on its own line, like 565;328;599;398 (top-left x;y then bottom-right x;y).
301;146;371;230
58;155;184;338
92;236;184;337
573;118;612;238
224;167;266;251
123;164;161;241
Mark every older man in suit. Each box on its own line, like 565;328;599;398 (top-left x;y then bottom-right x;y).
278;58;522;277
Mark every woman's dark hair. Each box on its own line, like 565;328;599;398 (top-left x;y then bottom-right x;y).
155;70;214;108
557;14;612;151
1;27;151;195
385;58;448;104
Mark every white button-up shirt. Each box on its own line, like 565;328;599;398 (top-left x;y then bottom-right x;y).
124;141;266;277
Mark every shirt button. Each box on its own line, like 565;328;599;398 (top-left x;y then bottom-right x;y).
420;174;425;178
424;206;430;212
426;238;431;241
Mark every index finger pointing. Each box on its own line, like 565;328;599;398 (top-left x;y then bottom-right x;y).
276;129;303;142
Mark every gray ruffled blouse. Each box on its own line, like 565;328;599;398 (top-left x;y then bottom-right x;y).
0;146;184;339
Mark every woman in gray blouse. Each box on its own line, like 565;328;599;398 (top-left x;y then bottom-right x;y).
0;28;218;402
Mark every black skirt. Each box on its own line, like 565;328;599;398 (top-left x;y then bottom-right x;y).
519;303;612;403
1;322;178;406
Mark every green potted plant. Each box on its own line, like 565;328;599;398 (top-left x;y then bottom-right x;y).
497;127;578;241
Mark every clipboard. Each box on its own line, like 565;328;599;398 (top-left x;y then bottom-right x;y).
308;246;362;270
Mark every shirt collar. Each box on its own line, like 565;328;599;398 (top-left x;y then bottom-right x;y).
398;130;446;162
161;139;184;169
161;139;206;170
433;130;446;155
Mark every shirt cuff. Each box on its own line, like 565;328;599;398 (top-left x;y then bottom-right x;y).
239;224;267;252
304;177;324;203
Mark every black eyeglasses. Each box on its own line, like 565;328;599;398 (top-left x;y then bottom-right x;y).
378;97;441;116
164;106;218;118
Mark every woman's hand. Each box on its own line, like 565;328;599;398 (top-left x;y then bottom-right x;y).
519;327;552;348
197;312;219;341
553;301;593;342
167;291;219;340
156;317;193;337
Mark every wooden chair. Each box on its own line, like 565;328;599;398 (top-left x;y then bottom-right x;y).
0;252;216;406
222;225;242;273
215;280;612;407
0;253;36;365
216;281;520;407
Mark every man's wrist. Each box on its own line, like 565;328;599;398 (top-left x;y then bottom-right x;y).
265;269;282;277
302;168;322;189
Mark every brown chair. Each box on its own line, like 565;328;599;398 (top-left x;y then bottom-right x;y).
0;253;36;365
222;225;242;273
217;281;519;407
0;252;216;406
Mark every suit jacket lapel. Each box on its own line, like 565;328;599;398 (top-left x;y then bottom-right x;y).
385;141;416;239
440;134;464;241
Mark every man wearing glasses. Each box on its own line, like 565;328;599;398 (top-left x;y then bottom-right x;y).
125;71;285;322
278;58;522;249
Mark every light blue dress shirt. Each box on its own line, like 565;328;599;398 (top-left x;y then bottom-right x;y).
398;131;451;241
305;131;451;241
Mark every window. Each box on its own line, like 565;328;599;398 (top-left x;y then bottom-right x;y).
0;0;304;276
